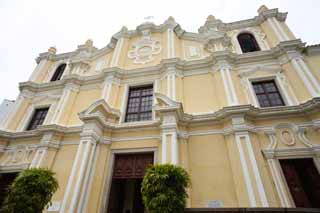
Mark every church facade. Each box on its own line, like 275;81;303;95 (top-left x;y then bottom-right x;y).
1;5;320;212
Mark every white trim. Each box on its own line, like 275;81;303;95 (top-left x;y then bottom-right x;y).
298;59;320;95
167;29;175;58
30;149;40;168
78;142;97;212
267;159;291;207
267;18;285;42
220;68;232;105
244;134;268;207
220;67;238;106
120;84;129;123
69;141;92;212
235;134;257;207
171;131;178;165
248;76;292;107
82;144;100;212
162;133;167;163
60;141;84;213
271;18;289;41
37;149;47;168
17;105;33;131
29;59;48;82
291;59;318;97
110;38;124;67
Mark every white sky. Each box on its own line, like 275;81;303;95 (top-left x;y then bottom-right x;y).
1;0;319;104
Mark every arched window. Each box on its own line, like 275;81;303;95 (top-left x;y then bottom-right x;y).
237;33;260;53
50;63;66;81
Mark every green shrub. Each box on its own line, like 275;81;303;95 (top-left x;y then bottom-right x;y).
2;168;59;213
141;164;190;213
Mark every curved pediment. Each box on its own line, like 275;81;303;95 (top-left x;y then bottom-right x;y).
154;92;181;108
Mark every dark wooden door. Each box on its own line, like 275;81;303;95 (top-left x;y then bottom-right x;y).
280;158;320;207
0;172;19;207
113;153;153;179
108;153;153;213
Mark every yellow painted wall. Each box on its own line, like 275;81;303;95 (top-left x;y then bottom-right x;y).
188;134;238;207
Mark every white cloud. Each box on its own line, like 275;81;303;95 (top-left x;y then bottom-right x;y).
1;0;319;103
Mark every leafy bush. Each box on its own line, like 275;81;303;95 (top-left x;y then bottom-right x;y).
2;168;58;213
141;164;190;213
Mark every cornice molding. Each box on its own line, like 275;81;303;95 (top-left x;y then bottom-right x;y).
23;39;306;94
1;98;319;140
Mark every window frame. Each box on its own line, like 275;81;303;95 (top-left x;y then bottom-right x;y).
251;79;286;108
124;85;154;123
25;107;50;131
237;32;261;53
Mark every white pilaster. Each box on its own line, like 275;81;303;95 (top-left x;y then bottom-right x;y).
166;69;176;101
61;122;102;212
101;76;113;102
235;131;268;207
161;132;167;164
219;64;238;106
29;59;48;82
171;131;178;165
289;51;320;97
167;28;175;58
52;83;79;124
3;91;33;130
271;17;289;41
110;37;124;67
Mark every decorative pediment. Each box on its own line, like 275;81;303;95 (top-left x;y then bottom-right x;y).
154;92;181;108
239;65;281;78
79;99;120;124
262;123;320;159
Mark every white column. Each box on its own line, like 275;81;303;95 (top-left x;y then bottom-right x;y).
61;122;101;212
271;17;290;41
171;131;178;165
29;59;48;82
167;28;175;58
266;18;286;42
110;37;124;67
3;90;33;130
52;83;79;124
289;53;320;97
161;133;167;164
235;132;268;207
101;76;113;102
166;71;176;101
220;65;238;106
60;141;84;213
267;159;291;207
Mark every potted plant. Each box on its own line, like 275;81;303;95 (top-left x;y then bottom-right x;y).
141;164;190;213
2;168;58;213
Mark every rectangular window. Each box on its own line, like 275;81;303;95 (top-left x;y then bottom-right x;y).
125;85;153;122
26;107;49;130
252;80;285;107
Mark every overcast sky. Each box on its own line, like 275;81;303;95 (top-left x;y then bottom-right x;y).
1;0;319;104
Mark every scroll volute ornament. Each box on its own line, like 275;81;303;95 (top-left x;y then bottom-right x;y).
128;29;161;64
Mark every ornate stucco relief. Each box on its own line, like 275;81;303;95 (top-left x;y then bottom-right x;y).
128;30;161;64
0;145;34;168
